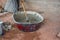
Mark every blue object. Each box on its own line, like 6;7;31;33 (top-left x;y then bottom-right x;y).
0;21;3;35
4;0;19;13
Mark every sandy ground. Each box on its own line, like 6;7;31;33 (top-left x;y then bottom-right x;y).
0;10;60;40
0;0;60;40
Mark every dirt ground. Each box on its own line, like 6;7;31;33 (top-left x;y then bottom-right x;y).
0;10;60;40
0;0;60;40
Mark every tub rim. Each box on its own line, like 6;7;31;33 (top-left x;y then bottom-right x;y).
13;11;44;24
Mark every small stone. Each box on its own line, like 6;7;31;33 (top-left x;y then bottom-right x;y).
57;32;60;38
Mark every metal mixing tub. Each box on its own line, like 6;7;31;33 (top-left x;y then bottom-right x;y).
13;11;44;32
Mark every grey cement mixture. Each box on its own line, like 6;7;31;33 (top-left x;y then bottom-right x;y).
14;13;41;23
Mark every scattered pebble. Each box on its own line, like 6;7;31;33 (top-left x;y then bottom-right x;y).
56;32;60;38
